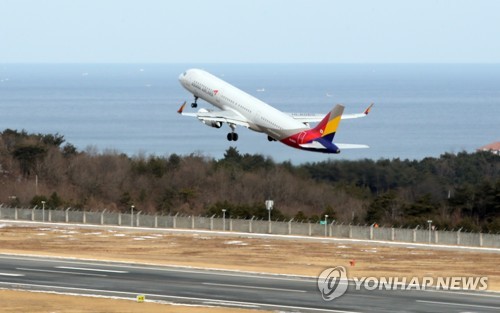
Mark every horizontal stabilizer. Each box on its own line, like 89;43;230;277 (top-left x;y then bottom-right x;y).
336;143;369;149
300;142;368;150
299;141;326;149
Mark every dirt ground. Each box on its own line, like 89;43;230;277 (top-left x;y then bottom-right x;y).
0;290;263;313
0;223;499;311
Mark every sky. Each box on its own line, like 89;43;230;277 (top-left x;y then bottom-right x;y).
1;0;499;63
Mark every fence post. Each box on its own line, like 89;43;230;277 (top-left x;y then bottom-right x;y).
457;228;462;245
268;219;272;234
154;215;158;228
191;215;195;229
101;209;107;225
370;224;374;240
435;230;439;244
14;207;18;220
48;210;52;222
83;211;86;224
32;207;35;221
210;215;214;231
229;218;233;231
391;228;395;241
118;213;122;226
413;226;419;242
65;208;70;223
479;233;483;247
136;211;141;227
249;216;254;233
349;225;352;238
173;213;178;229
288;219;293;235
308;222;312;236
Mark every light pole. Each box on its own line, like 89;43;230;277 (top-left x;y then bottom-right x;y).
222;209;226;231
131;205;135;227
265;200;274;222
265;200;274;234
427;220;433;243
41;201;46;222
324;214;329;237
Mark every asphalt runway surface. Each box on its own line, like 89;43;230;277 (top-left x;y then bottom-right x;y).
0;254;498;312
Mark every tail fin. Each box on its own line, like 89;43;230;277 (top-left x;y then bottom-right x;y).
314;104;344;141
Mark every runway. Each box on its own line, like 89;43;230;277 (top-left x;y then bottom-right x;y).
0;254;498;312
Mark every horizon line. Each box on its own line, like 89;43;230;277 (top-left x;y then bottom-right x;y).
1;62;500;65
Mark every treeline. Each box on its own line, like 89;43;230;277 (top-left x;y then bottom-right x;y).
0;129;499;232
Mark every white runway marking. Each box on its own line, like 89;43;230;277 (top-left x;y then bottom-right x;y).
416;299;500;310
0;272;24;277
55;266;128;274
202;282;307;293
0;281;359;313
425;289;500;298
0;254;316;283
17;267;107;277
202;301;260;308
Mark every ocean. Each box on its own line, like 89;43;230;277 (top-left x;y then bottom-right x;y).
0;63;499;163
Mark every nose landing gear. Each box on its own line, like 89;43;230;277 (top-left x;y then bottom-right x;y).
191;96;199;108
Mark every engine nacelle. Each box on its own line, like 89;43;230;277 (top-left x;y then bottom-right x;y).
202;120;222;128
197;109;222;128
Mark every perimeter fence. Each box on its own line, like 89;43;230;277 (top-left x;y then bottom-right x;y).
0;205;498;248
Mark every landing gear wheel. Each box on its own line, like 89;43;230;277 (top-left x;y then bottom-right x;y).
227;133;239;141
191;96;199;108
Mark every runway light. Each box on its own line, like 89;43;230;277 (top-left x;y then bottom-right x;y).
136;294;146;303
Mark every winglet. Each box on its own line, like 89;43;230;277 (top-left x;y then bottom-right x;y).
364;103;374;115
177;101;187;114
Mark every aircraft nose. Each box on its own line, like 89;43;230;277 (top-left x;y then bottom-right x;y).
179;71;189;86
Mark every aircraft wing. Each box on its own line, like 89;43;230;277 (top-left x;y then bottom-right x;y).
289;103;373;123
177;102;251;128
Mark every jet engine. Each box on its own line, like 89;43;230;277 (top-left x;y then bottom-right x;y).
198;108;222;128
202;120;222;128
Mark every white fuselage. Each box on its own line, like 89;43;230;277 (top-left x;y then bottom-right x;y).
179;69;308;139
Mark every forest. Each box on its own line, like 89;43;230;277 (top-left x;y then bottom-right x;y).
0;129;499;232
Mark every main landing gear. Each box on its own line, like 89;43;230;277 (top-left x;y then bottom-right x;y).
191;96;199;108
227;132;239;141
227;123;238;141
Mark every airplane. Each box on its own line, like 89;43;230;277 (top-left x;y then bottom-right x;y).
178;69;373;154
